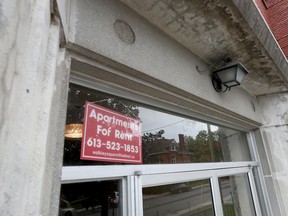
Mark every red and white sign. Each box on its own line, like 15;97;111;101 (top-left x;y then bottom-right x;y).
81;101;142;164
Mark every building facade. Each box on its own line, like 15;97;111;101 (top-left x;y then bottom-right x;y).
1;0;288;215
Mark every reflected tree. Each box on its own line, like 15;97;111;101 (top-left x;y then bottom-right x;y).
185;130;223;162
142;129;165;143
142;130;165;163
103;98;139;118
64;84;140;166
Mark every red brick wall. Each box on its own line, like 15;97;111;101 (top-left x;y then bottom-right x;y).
263;0;283;8
255;0;271;25
255;0;288;57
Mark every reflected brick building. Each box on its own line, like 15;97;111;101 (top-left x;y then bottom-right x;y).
144;134;192;164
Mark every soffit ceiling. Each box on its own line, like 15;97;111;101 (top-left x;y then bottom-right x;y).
120;0;288;96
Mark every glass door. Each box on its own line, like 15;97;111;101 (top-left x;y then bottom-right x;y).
59;180;121;216
139;165;260;216
143;179;214;216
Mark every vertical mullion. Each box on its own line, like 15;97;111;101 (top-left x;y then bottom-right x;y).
248;169;262;216
121;177;128;216
134;174;143;216
210;174;224;216
127;175;135;216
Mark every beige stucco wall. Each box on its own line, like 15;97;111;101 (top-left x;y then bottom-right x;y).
0;1;69;215
258;92;288;216
67;0;261;129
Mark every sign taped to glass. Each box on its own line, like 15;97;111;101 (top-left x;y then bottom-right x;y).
81;101;142;164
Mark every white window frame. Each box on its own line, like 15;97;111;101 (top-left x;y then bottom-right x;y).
62;161;261;216
60;67;268;216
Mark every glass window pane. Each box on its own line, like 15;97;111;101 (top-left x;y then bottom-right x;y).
143;180;214;216
63;83;251;166
59;180;121;216
219;174;256;216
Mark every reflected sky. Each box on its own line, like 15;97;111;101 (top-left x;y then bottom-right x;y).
139;107;218;141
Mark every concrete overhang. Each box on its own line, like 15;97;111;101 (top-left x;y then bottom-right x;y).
120;0;288;96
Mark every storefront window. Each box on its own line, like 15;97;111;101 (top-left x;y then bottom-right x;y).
143;180;214;216
60;81;262;216
63;83;251;166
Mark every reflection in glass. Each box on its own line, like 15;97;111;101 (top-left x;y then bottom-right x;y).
64;83;251;166
59;180;120;216
219;174;255;216
143;180;214;216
